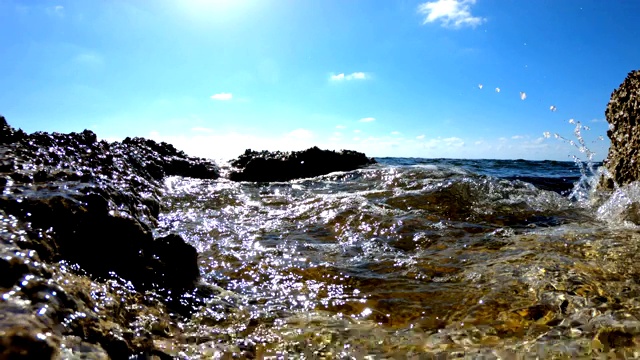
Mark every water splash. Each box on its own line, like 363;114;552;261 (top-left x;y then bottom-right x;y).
547;119;604;204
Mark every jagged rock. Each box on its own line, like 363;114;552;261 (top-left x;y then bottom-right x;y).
601;70;640;188
0;115;224;358
0;116;219;295
228;146;376;182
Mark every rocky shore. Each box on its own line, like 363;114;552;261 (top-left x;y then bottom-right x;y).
601;70;640;188
0;116;375;358
0;68;638;357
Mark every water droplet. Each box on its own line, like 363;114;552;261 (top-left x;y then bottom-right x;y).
549;105;557;112
543;132;551;138
495;87;501;93
478;84;483;89
520;92;527;100
569;119;575;124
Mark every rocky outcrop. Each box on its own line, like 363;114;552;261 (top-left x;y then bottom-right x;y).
601;70;640;189
0;116;219;357
0;116;217;292
228;146;377;182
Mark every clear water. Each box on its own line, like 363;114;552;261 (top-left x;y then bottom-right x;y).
147;158;640;358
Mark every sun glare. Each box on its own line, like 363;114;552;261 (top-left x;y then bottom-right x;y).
177;0;249;24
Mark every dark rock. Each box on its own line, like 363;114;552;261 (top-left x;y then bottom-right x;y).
601;70;640;188
0;115;223;358
228;146;376;182
0;118;219;296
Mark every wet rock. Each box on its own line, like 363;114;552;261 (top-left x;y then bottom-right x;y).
228;146;376;182
0;118;219;294
601;70;640;189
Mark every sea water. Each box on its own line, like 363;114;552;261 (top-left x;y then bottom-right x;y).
152;157;640;358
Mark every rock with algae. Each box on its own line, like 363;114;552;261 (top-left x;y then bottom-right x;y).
601;70;640;189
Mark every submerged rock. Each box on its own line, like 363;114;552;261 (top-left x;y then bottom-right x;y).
228;146;376;182
601;70;640;189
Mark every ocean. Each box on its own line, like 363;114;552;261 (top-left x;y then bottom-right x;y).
148;157;640;358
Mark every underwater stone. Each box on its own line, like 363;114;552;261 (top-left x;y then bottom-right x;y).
228;146;376;182
602;70;640;188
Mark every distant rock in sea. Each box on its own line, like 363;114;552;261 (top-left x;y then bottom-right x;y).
601;70;640;188
228;146;377;182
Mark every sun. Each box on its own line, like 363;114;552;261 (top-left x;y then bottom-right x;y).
177;0;246;21
184;0;237;11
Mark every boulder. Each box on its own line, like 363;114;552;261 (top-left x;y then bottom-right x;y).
601;70;640;188
228;146;376;182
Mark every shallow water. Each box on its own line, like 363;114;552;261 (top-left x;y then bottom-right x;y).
144;158;640;358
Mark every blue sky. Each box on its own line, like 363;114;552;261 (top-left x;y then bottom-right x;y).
1;0;639;161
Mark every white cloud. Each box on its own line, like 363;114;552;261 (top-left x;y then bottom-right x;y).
511;135;524;140
391;131;401;135
442;137;465;147
349;72;367;80
330;72;369;81
417;0;485;28
74;52;104;67
335;125;347;129
416;134;426;140
359;117;375;123
46;5;64;17
353;129;362;133
210;93;233;101
287;128;314;140
191;127;214;133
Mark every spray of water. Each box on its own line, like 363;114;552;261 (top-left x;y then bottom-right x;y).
544;119;606;204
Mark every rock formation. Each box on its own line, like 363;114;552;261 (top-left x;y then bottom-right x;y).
0;116;219;357
228;146;377;182
601;70;640;189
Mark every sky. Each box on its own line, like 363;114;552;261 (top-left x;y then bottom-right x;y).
1;0;639;161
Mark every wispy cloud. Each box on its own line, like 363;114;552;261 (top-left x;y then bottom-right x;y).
359;117;375;123
46;5;64;17
191;127;214;133
210;93;233;101
74;52;104;67
335;125;347;129
417;0;485;28
330;72;369;81
391;131;401;135
287;128;314;140
416;134;426;140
